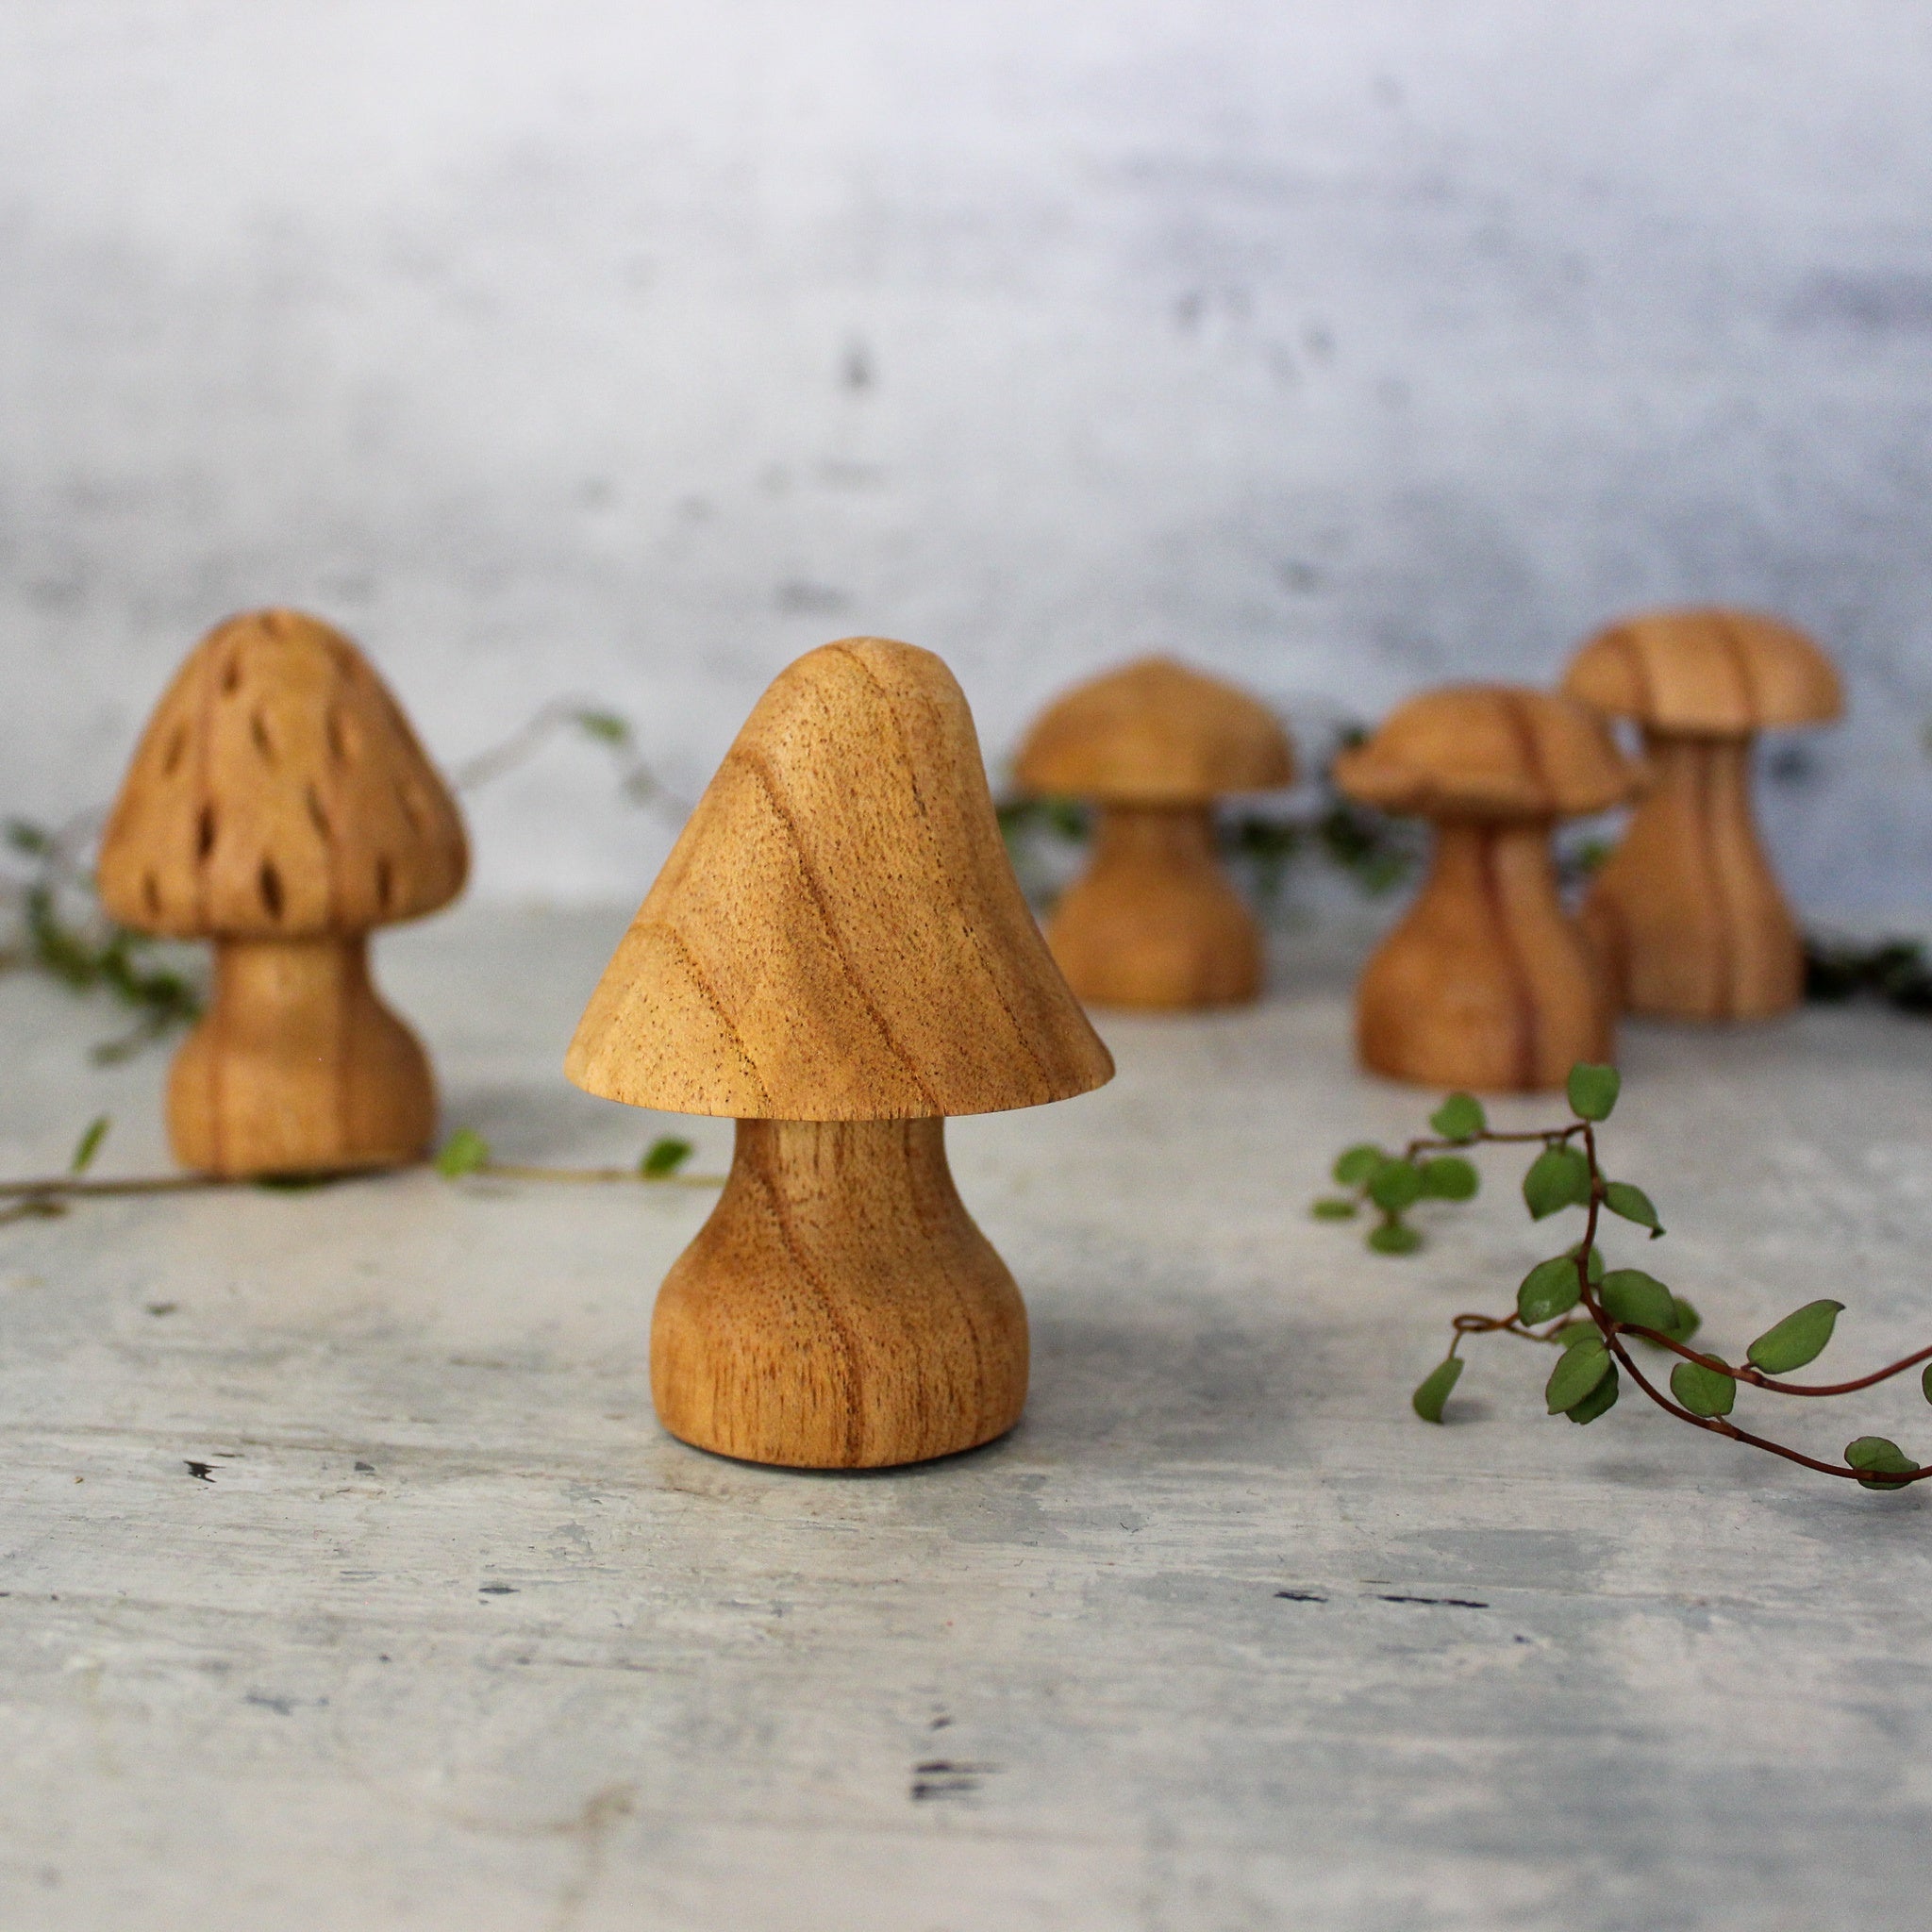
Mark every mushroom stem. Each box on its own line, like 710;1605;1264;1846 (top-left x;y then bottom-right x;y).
168;935;436;1176
1357;817;1610;1092
1581;730;1799;1021
650;1118;1027;1468
1045;803;1260;1008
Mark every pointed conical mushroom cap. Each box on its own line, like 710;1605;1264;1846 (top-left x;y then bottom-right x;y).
1564;608;1842;735
1334;686;1638;820
1014;656;1295;804
97;609;468;940
567;638;1115;1121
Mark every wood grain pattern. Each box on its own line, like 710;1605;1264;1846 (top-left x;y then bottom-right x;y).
568;638;1112;1118
653;1118;1027;1467
1564;608;1841;1022
1041;806;1262;1008
569;637;1110;1468
97;608;467;1174
1015;658;1293;1009
1335;687;1637;1091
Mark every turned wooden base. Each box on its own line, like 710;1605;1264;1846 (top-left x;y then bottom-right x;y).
1357;819;1610;1092
1582;732;1801;1022
651;1118;1027;1469
1045;804;1260;1009
168;936;436;1177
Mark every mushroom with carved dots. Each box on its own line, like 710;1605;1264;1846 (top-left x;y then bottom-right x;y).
96;609;468;1176
1334;686;1639;1092
1563;608;1841;1022
566;637;1113;1469
1014;657;1294;1008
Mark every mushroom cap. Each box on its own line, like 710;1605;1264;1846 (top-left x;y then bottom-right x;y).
566;637;1115;1121
97;609;468;940
1014;656;1295;804
1333;685;1639;820
1564;608;1842;735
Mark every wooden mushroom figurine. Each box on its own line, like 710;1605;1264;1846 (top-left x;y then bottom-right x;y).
1334;686;1639;1091
1014;657;1295;1008
97;609;468;1176
566;637;1113;1470
1563;608;1842;1021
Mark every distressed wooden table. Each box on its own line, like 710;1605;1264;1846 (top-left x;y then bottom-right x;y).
4;907;1930;1931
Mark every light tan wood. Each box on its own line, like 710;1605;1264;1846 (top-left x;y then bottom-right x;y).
97;608;467;1175
1014;657;1294;1009
1042;805;1261;1008
1335;686;1638;1092
568;636;1111;1469
168;937;435;1176
1564;608;1841;1022
653;1118;1027;1468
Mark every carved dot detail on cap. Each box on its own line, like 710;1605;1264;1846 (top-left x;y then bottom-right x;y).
98;609;468;1177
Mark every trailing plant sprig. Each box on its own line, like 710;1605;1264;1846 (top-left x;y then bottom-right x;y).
432;1127;722;1189
1317;1064;1932;1490
998;724;1421;908
0;1117;724;1229
1;702;687;1059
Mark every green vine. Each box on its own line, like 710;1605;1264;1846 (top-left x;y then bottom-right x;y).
997;725;1421;908
1804;934;1932;1016
1317;1064;1931;1490
0;704;686;1062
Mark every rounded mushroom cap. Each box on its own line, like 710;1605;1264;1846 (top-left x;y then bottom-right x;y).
1564;608;1842;735
1014;656;1295;804
567;637;1115;1121
97;609;468;939
1334;685;1639;821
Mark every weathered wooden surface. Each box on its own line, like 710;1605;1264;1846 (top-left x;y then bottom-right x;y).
5;905;1932;1930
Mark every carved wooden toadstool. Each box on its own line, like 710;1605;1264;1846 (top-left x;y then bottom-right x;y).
97;609;468;1176
566;637;1114;1470
1334;686;1639;1091
1563;608;1841;1022
1014;657;1295;1008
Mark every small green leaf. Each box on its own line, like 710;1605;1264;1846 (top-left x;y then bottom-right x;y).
574;709;633;744
1419;1156;1479;1201
1845;1436;1920;1491
1566;1063;1622;1122
1671;1357;1737;1417
1565;1362;1621;1424
1663;1296;1701;1345
1745;1300;1844;1374
1563;1241;1606;1284
1603;1180;1663;1238
1333;1144;1384;1187
1310;1196;1359;1221
1523;1145;1591;1220
1550;1320;1599;1351
641;1136;693;1178
1546;1335;1612;1414
1368;1158;1425;1213
1412;1356;1463;1423
1517;1256;1583;1325
4;818;53;856
1923;1360;1932;1406
1429;1092;1487;1141
69;1115;110;1175
1367;1220;1423;1256
1598;1268;1677;1332
435;1127;491;1178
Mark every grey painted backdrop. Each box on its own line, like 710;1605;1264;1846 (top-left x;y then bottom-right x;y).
4;0;1930;913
